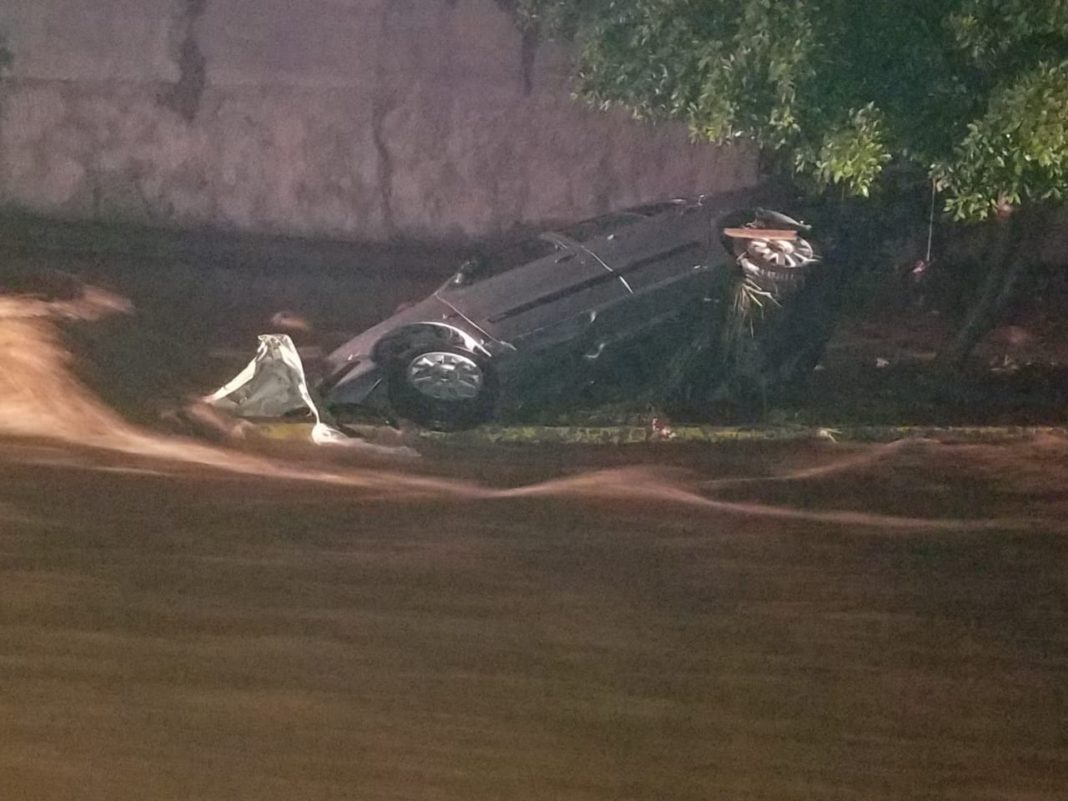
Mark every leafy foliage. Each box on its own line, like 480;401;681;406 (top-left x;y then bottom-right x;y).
519;0;1068;220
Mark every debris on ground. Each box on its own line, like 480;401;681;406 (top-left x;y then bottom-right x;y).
205;334;351;445
646;416;677;441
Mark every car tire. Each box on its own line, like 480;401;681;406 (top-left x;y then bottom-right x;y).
736;234;820;291
718;208;821;293
387;344;497;431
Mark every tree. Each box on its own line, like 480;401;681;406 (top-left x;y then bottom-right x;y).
518;0;1068;366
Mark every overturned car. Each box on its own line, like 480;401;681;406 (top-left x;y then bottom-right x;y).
311;193;826;429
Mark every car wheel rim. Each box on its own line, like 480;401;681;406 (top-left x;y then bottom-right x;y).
406;351;484;401
744;237;817;270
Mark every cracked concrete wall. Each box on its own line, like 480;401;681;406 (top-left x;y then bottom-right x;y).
0;0;757;242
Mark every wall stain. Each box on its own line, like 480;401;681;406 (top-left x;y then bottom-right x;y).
371;96;397;237
372;4;399;237
160;0;207;123
519;23;539;95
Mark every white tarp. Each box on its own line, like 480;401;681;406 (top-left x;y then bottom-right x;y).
205;334;350;445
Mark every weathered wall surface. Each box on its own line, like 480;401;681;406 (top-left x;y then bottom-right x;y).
0;0;756;242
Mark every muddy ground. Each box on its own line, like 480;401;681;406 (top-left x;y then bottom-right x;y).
0;218;1066;800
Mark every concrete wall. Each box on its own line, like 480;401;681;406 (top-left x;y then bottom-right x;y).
0;0;757;242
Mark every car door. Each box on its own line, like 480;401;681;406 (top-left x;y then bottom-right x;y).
556;205;711;351
588;203;712;314
437;234;627;354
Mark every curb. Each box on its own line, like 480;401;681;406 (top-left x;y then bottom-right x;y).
253;422;1068;446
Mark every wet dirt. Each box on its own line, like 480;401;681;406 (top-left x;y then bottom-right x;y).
1;243;1067;800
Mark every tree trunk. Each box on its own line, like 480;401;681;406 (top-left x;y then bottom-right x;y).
940;211;1031;370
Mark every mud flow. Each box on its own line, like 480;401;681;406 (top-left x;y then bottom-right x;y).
6;257;1068;521
2;274;1066;525
1;257;1066;801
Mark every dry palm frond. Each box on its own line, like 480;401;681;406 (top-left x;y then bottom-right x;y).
725;275;780;343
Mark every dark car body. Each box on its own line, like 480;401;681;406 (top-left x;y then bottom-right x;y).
318;190;816;427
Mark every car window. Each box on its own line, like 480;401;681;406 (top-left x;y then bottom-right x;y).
558;213;645;243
